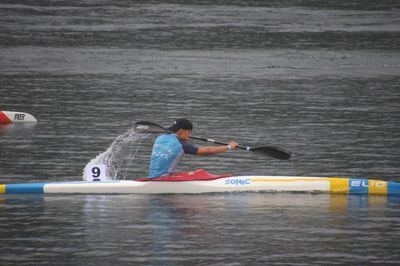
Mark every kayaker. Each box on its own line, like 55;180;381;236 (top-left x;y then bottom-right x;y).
149;118;239;178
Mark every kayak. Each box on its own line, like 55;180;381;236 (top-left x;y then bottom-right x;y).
0;111;37;124
1;170;400;196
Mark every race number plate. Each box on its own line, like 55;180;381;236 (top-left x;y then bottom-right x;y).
85;163;109;181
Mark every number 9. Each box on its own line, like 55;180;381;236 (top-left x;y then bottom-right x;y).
92;167;101;178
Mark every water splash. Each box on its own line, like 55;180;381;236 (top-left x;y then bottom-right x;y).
83;128;149;180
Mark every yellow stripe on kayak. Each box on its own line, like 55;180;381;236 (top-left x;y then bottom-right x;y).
368;180;387;195
329;178;349;194
0;184;5;194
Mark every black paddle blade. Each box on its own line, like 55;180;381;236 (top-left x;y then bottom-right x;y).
133;121;168;134
250;146;292;160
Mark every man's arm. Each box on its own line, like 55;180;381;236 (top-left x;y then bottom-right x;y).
196;141;238;155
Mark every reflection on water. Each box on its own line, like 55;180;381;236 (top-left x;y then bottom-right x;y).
1;192;399;264
0;123;37;136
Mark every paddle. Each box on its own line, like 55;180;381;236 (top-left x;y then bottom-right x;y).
134;121;292;160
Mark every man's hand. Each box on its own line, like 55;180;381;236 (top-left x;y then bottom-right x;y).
227;141;239;150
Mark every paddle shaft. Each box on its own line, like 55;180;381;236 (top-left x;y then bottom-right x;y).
190;136;249;151
133;121;292;159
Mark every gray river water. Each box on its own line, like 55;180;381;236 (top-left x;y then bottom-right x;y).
1;0;400;265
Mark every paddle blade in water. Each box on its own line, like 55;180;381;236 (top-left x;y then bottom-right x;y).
250;146;292;160
133;121;168;134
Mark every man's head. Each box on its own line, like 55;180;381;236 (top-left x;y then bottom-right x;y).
168;118;193;141
167;118;193;132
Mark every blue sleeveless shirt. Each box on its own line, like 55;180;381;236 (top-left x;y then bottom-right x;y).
149;134;198;178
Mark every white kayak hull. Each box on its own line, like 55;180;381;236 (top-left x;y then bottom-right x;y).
2;176;400;196
0;111;37;124
46;176;330;194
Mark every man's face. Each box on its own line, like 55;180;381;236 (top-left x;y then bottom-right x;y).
177;129;192;141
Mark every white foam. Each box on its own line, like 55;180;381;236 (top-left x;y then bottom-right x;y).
82;128;149;180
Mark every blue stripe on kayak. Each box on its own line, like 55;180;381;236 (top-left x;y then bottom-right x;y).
6;183;46;194
388;181;400;196
349;178;369;194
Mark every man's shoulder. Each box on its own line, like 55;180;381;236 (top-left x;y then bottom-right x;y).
155;134;180;146
156;133;177;140
180;141;199;154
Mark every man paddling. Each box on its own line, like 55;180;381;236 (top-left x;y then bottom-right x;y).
149;118;239;178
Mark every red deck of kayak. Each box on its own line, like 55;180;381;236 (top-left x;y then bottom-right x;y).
137;169;232;182
0;111;12;124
